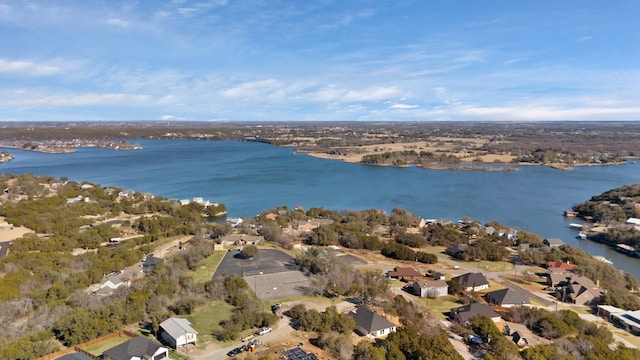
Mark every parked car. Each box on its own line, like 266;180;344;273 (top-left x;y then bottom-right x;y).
271;303;282;312
257;327;272;335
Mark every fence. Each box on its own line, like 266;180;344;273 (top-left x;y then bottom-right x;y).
36;329;138;360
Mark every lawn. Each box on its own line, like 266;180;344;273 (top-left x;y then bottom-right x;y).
82;335;133;356
419;295;465;320
191;250;226;283
187;301;234;345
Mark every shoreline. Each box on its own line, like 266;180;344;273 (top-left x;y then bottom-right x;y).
302;150;628;171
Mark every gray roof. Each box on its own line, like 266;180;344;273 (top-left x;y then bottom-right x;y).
102;336;165;360
452;272;489;288
485;288;530;306
143;256;164;267
348;306;395;335
451;303;500;323
160;317;198;339
57;352;94;360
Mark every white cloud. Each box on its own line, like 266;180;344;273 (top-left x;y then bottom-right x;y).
0;58;60;76
4;92;152;107
312;85;401;102
390;103;418;109
106;17;131;28
161;114;183;120
218;79;285;98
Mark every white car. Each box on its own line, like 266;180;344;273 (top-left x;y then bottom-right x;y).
257;327;272;335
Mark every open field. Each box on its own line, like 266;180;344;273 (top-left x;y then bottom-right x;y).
187;301;235;346
191;250;226;283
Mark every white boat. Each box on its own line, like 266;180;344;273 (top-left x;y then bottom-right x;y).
569;223;583;230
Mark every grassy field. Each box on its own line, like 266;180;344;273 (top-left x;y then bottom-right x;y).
419;295;465;320
191;250;226;283
187;301;234;345
82;335;133;356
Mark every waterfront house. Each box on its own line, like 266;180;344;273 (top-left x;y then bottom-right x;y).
485;288;530;307
451;272;489;292
348;306;397;338
159;317;198;349
450;303;501;324
411;280;449;298
102;336;168;360
543;238;564;249
546;261;576;274
626;218;640;230
387;267;424;282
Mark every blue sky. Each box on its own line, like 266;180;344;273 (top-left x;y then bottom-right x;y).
1;0;639;121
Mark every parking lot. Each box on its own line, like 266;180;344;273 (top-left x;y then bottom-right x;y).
214;248;312;300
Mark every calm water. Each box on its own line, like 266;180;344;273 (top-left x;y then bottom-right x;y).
2;139;640;278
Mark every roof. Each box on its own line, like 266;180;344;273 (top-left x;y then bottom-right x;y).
485;288;530;306
387;267;423;278
546;261;576;270
102;336;165;360
451;272;489;288
160;317;198;339
451;303;500;323
143;256;164;267
348;306;396;334
544;238;564;246
56;352;94;360
415;280;448;288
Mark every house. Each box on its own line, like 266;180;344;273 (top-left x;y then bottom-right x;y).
598;305;640;335
503;322;540;349
451;272;489;292
561;275;602;305
348;306;397;338
142;256;164;274
159;317;198;349
297;220;319;232
444;244;468;258
56;352;94;360
485;288;530;307
450;303;502;324
387;267;423;282
626;217;640;230
432;271;446;281
546;261;576;274
95;270;132;296
411;280;449;298
543;238;564;249
102;336;168;360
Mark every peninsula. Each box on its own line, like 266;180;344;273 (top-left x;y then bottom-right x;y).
1;121;639;170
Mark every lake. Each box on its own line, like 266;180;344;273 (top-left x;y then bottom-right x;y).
2;139;640;278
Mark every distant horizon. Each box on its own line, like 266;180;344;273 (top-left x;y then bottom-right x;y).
1;1;639;122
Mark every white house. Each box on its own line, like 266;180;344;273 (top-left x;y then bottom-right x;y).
159;317;198;349
348;306;397;338
626;218;640;230
411;280;449;298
